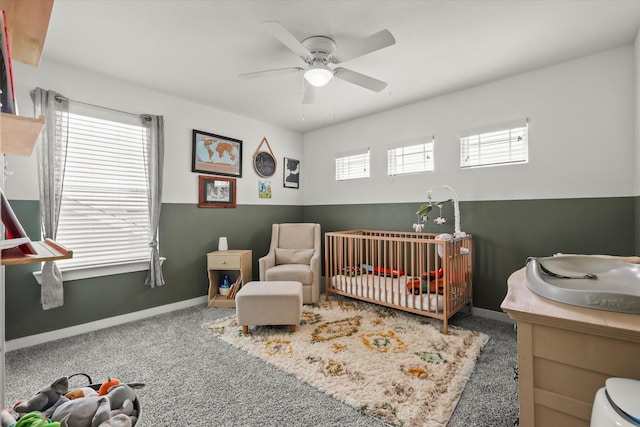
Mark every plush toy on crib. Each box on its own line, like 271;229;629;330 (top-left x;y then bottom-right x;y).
406;268;444;295
361;264;404;277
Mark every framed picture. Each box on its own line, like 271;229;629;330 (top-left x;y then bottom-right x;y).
258;180;272;199
253;137;277;178
283;157;300;189
192;129;242;178
198;175;236;208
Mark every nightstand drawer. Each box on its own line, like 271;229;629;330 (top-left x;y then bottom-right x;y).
208;254;241;269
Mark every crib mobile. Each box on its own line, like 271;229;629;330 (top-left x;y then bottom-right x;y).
413;184;466;238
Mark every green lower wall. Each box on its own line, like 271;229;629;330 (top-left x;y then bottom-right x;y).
305;198;636;311
5;196;636;339
4;201;302;340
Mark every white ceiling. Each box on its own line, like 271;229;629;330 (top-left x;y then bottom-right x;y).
43;0;640;133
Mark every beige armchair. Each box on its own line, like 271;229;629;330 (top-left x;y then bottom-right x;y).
258;223;321;304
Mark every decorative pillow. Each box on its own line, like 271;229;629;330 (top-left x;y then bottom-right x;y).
275;248;314;265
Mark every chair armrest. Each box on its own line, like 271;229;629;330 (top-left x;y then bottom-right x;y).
310;253;320;274
309;252;321;303
258;251;276;281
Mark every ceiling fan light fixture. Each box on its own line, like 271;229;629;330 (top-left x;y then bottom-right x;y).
304;62;333;87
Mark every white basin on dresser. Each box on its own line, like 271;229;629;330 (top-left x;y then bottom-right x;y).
525;255;640;314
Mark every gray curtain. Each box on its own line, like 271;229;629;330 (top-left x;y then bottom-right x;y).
31;88;69;309
142;115;165;288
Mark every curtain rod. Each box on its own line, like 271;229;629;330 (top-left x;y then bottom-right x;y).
50;94;151;121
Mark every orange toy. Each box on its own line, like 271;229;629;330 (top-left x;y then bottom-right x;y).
98;377;120;395
422;267;443;281
407;270;445;295
406;278;422;294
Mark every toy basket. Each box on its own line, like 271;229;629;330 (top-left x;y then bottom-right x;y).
12;373;144;426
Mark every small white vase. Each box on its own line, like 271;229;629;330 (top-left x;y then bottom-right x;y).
218;237;228;251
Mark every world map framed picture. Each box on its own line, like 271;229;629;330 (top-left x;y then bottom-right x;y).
192;129;243;178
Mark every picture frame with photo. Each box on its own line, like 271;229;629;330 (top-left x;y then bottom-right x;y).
198;175;236;208
283;157;300;189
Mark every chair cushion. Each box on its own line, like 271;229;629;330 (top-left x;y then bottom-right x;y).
278;224;316;249
275;248;314;265
265;264;313;284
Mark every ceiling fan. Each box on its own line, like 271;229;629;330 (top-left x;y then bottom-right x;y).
239;21;396;103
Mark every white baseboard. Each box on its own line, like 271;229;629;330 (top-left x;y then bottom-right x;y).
472;306;515;324
5;296;208;352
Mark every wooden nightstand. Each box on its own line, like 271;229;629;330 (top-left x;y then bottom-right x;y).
207;250;252;308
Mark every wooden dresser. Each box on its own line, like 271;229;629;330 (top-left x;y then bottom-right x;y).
501;268;640;427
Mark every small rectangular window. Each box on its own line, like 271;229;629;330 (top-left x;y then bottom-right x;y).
335;149;370;181
460;119;528;168
388;137;434;176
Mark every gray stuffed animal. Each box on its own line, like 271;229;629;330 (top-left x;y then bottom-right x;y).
15;377;69;413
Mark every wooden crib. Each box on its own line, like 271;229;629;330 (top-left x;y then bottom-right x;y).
324;230;473;333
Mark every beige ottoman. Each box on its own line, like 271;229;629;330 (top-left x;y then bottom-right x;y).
236;281;303;334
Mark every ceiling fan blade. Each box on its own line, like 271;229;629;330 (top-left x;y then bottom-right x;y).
333;29;396;63
261;21;312;60
334;67;387;92
302;81;318;104
239;67;303;79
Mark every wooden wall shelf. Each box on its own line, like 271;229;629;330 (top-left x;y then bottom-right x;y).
0;0;54;66
1;238;72;265
0;113;45;156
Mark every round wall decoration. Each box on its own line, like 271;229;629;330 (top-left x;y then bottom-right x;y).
253;137;277;178
254;151;276;177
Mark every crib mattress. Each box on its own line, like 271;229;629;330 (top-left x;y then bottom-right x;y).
330;274;444;312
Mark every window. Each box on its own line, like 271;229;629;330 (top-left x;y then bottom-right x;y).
388;137;435;176
335;149;370;181
460;119;528;168
55;103;151;271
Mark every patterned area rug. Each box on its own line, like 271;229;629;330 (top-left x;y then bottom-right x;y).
206;299;489;427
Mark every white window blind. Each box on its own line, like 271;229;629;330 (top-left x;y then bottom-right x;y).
56;104;151;270
335;149;370;181
388;137;435;176
460;119;528;168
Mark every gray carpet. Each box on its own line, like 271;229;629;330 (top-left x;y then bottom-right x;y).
4;301;518;426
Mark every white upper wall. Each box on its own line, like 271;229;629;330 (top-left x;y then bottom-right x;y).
303;46;637;204
7;45;637;206
7;60;304;205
